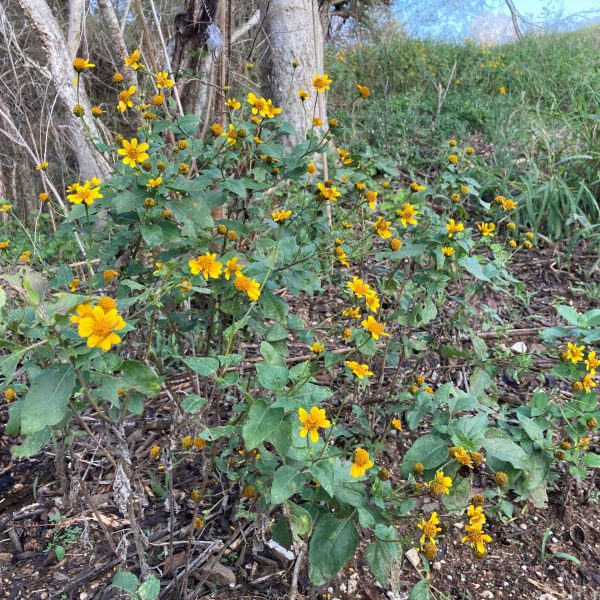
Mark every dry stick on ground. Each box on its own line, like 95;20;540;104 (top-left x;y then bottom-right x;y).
287;544;306;600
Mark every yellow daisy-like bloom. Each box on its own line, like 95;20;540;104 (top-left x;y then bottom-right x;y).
179;279;193;293
67;179;103;206
396;203;418;228
73;57;95;72
77;305;126;351
247;93;270;118
499;86;506;94
221;124;240;147
428;470;452;495
103;269;119;282
210;123;224;136
365;290;380;313
298;406;330;443
317;182;340;202
149;445;161;458
442;246;454;257
565;342;585;364
307;161;317;175
477;222;495;237
313;117;323;127
417;512;441;544
454;447;473;468
148;176;162;188
448;154;458;164
337;148;352;165
373;217;392;239
117;85;137;112
39;192;49;202
467;504;486;525
501;198;518;211
336;246;350;267
118;138;150;168
343;306;361;319
410;181;426;192
446;219;464;238
361;315;390;340
310;342;324;354
36;161;48;171
347;277;372;299
390;238;402;251
18;250;31;263
69;278;80;292
124;49;142;70
224;257;243;280
0;204;11;212
298;89;309;101
97;297;117;312
392;418;402;430
0;240;9;250
156;71;174;88
70;303;93;324
189;253;223;279
233;274;261;301
345;360;373;379
581;373;596;394
272;209;292;223
577;436;591;450
312;73;332;92
350;448;374;478
4;388;17;402
449;139;457;147
462;522;492;554
225;98;241;110
356;83;370;98
264;99;282;118
585;351;599;374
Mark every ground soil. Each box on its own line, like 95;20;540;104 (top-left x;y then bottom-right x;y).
1;245;599;600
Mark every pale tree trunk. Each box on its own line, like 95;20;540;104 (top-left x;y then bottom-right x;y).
260;0;326;145
16;0;109;181
96;0;137;89
67;0;85;58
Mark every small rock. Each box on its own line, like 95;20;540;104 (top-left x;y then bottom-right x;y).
519;523;528;530
557;576;564;583
199;561;236;587
447;575;453;581
405;548;421;569
433;561;442;571
481;592;493;599
521;565;527;571
538;595;557;600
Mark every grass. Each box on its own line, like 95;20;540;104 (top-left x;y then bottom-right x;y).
327;25;600;240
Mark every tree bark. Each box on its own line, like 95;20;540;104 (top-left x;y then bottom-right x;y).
15;0;109;180
260;0;326;146
67;0;85;58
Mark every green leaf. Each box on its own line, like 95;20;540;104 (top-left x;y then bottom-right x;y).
459;256;491;282
408;580;430;600
551;552;580;566
111;571;140;593
20;365;75;434
137;576;161;600
181;394;207;414
54;545;66;561
364;525;400;586
308;513;359;585
6;400;23;436
12;428;51;458
402;435;448;475
121;361;161;396
442;476;471;514
271;465;304;505
242;400;284;450
256;363;289;391
288;501;313;540
517;414;545;442
220;179;247;198
555;304;581;326
182;356;220;377
483;428;527;469
140;224;163;247
583;453;600;468
309;460;335;497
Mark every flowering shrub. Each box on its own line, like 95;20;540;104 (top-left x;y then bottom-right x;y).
0;54;598;596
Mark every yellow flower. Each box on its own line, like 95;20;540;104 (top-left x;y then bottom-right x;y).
156;71;174;88
221;124;240;146
499;86;506;94
73;57;95;72
247;93;272;118
361;315;390;340
460;185;469;194
149;445;161;458
189;253;223;279
19;250;31;262
373;217;392;239
310;342;324;354
347;277;372;299
312;117;323;127
442;246;454;257
462;522;492;555
581;373;596;394
350;448;374;478
66;179;103;206
36;161;48;171
113;72;124;83
97;297;117;312
317;182;340;202
69;278;80;292
298;89;309;101
365;290;380;313
272;209;292;223
365;191;378;209
410;181;426;192
91;106;104;117
225;98;241;110
446;219;464;238
148;176;163;188
0;204;11;212
345;361;373;379
103;269;119;282
70;303;93;324
501;198;518;211
4;388;17;403
454;447;473;468
391;418;402;430
298;406;330;442
576;436;591;450
179;280;193;293
396;203;418;228
312;73;332;92
0;241;9;250
428;470;452;495
585;351;599;374
336;247;350;267
224;257;243;280
337;148;352;165
477;222;495;237
467;504;486;525
390;238;402;251
233;274;261;301
124;49;142;70
211;123;224;136
343;306;361;319
77;305;126;351
307;161;317;174
39;192;49;202
117;85;137;112
448;154;458;164
417;512;441;544
118;138;150;167
466;146;474;154
565;342;585;364
355;83;370;98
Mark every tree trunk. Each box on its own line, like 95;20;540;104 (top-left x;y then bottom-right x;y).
67;0;85;58
260;0;326;145
15;0;109;181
